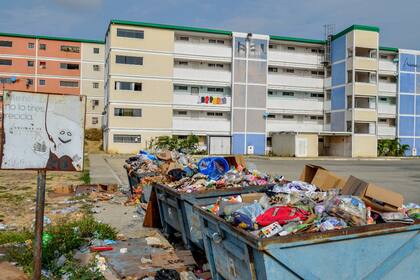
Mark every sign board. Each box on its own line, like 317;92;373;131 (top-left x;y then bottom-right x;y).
1;91;86;171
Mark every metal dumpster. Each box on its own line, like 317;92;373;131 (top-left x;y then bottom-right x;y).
153;183;267;250
195;205;420;280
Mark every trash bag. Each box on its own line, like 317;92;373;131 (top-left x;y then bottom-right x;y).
155;269;180;280
318;216;347;232
325;195;367;226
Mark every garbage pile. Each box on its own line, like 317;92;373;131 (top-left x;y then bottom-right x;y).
202;174;419;238
124;150;274;196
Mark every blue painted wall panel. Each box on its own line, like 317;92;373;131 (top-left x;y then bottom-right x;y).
399;138;415;156
246;134;265;155
417;56;420;72
416;117;420;137
400;54;415;72
331;111;345;132
417;74;420;93
331;35;346;62
332;62;346;86
416;139;420;156
331;86;346;110
416;96;420;115
400;95;415;114
400;73;415;93
232;134;245;154
399;116;415;136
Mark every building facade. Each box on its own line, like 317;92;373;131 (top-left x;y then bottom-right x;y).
103;20;409;156
0;33;105;129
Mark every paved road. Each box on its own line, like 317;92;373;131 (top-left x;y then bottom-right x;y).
90;154;420;203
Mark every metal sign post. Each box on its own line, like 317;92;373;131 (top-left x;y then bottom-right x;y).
33;170;46;280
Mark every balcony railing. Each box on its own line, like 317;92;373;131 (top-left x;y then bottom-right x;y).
174;41;231;59
267;120;323;133
173;94;231;108
378;103;396;115
267;97;323;112
379;60;397;73
268;50;323;67
378;82;397;93
173;117;230;132
268;73;323;90
173;67;231;84
378;126;396;137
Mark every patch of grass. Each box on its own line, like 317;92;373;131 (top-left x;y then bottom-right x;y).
0;230;32;245
80;170;91;184
5;215;117;278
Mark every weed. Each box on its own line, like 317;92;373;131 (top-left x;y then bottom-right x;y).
0;230;32;245
80;170;91;184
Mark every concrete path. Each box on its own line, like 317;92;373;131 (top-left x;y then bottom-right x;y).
89;154;128;186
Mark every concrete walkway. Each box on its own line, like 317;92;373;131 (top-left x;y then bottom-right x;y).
89;154;128;186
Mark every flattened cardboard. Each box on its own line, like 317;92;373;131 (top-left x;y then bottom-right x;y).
224;155;247;169
311;169;346;191
241;193;265;203
342;176;404;212
299;164;326;183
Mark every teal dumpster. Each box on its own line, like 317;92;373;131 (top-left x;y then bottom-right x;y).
195;205;420;280
153;183;267;251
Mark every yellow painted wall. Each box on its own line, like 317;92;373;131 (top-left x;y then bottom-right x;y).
109;78;172;104
109;25;174;52
353;57;378;71
106;131;171;154
352;135;377;157
108;104;172;129
81;42;105;62
354;30;379;49
354;83;377;96
353;109;377;121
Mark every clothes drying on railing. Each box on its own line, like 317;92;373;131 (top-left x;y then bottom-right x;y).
199;96;227;104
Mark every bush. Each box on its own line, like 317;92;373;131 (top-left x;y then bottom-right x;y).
149;134;200;154
378;139;410;156
85;129;102;141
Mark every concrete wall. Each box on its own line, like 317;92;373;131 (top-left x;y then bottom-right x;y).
352;135;377;157
272;134;295;156
296;134;318;157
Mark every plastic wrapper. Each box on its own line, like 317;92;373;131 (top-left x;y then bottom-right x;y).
318;216;347;232
325;195;367;226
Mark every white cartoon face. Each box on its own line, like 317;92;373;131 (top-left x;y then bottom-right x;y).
58;129;73;144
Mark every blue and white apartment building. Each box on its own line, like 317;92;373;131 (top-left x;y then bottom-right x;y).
101;20;418;157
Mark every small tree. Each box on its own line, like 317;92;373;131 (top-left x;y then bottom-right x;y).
378;139;410;156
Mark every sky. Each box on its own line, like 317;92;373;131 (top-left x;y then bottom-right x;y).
1;0;419;49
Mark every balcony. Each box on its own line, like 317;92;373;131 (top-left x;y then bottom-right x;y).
173;93;231;109
173;117;230;134
267;97;323;113
379;59;397;74
268;73;323;91
267;119;323;133
349;57;377;71
378;103;396;116
173;67;231;85
174;41;231;61
378;82;397;94
268;50;323;68
378;125;396;137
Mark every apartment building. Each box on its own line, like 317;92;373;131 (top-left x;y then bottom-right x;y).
0;33;105;129
101;20;415;156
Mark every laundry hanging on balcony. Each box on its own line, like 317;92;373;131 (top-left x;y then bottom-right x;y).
198;96;227;105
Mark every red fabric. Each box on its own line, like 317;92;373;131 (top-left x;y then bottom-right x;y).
256;206;309;226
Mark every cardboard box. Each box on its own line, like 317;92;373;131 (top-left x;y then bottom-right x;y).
299;164;346;191
342;176;404;212
241;193;265;203
224;155;247;169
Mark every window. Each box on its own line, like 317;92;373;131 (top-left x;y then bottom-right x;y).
0;59;12;66
39;79;46;86
27;60;34;67
60;63;79;70
268;91;274;96
217;40;224;44
114;81;142;91
28;42;35;49
378;118;387;123
93;65;100;71
191;87;199;94
311;93;323;98
177;61;188;66
269;44;275;49
208;63;224;68
176;111;187;116
39;61;46;69
310;116;317;120
379;76;388;81
92;117;99;125
26;79;33;86
0;41;12;47
61;45;80;53
208;87;224;92
207;112;223;117
179;36;189;41
92;100;99;106
311;49;318;53
39;44;46;50
284;68;295;73
268;67;278;73
116;55;143;65
93;82;99;89
282;92;294;96
174;85;188;91
282;115;294;119
379;97;387;102
117;28;144;39
267;114;276;119
60;81;79;87
209;39;216;44
113;134;141;143
287;46;295;51
216;64;224;68
317;116;324;120
114;108;142;117
93;47;100;54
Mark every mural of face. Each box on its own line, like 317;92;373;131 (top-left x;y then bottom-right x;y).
58;129;73;144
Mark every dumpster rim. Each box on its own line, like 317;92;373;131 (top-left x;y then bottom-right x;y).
194;204;420;250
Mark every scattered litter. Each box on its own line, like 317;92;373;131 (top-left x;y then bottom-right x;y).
141;257;152;264
119;247;127;254
51;206;79;215
0;223;7;231
90;246;113;252
155;269;181;280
